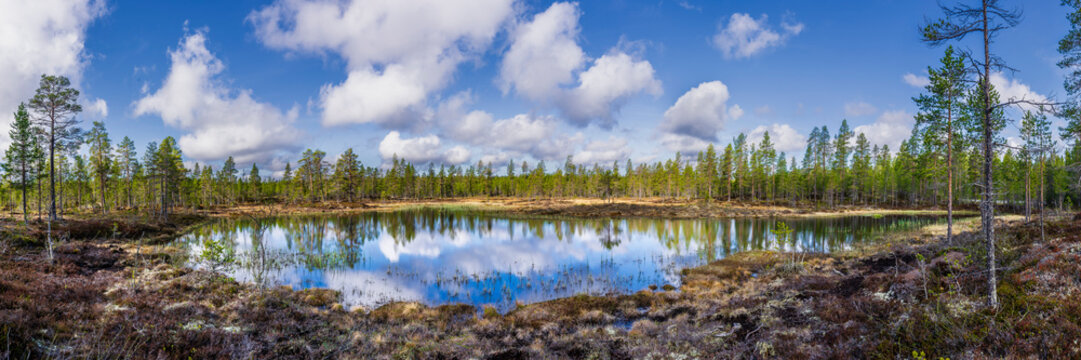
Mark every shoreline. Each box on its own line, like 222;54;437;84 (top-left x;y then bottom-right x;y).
0;202;1071;358
191;197;980;220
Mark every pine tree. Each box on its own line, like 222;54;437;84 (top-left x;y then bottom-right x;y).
28;75;84;221
3;104;43;224
335;148;360;201
914;46;967;243
219;156;238;204
87;121;112;213
155;137;184;219
282;162;293;203
922;0;1024;308
249;163;261;201
115;136;138;209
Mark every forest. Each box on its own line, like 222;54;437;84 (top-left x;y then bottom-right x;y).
1;75;1074;220
4;0;1081;358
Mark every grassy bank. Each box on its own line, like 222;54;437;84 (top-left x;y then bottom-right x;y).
1;205;1074;358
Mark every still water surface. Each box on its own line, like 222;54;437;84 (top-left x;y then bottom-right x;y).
175;209;945;311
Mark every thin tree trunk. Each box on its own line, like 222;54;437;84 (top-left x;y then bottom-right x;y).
1040;153;1046;242
1025;168;1031;221
100;170;107;214
48;122;56;221
947;106;954;245
981;0;999;309
20;164;28;225
37;176;43;222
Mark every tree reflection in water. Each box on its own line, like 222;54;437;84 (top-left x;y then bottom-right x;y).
176;209;950;312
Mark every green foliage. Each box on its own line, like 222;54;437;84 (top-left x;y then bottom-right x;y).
3;103;44;224
200;235;235;272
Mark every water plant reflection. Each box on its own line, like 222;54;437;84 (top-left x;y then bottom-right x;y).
176;209;947;312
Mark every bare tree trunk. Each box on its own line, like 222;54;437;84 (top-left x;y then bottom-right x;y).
1025;168;1031;221
20;164;28;225
57;159;64;218
160;176;168;220
100;171;107;214
37;176;43;222
981;0;999;309
48;119;56;221
947;105;954;245
1040;152;1046;242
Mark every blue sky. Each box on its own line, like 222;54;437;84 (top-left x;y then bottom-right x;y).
0;0;1071;175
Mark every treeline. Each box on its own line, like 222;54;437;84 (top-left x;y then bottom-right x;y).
2;46;1079;224
1;78;1076;222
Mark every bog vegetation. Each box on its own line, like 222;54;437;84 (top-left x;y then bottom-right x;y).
3;0;1081;358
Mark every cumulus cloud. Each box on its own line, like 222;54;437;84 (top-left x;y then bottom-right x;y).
83;98;108;119
434;93;496;143
0;0;106;147
572;136;631;165
659;133;713;154
746;123;807;152
854;110;913;151
500;2;584;102
432;93;591;162
500;2;661;127
903;73;930;88
660;81;734;143
561;51;662;126
487;114;561;152
378;131;470;165
249;0;515;128
134;30;301;164
843;101;877;117
711;13;803;59
989;72;1051;113
728;104;745;120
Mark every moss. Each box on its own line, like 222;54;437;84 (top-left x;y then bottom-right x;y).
482;305;501;319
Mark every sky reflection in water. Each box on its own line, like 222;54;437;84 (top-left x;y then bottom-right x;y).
175;210;945;312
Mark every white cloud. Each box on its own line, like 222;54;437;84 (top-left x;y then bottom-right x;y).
843;101;877;117
561;51;662;126
1006;136;1023;149
500;2;661;127
249;0;515;128
527;130;586;161
676;1;701;11
487;114;560;152
854;110;913;151
134;31;301;164
711;13;802;59
727;104;744;120
500;2;584;102
431;93;593;162
319;64;432;127
479;152;513;167
0;0;106;147
378;131;470;165
660;133;712;154
660;81;734;143
572;136;631;165
746;123;807;153
433;94;569;159
903;73;930;88
989;72;1051;113
83;98;108;118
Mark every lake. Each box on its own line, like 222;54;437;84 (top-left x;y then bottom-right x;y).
174;209;947;312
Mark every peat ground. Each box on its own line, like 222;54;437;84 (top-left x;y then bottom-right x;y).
0;202;1076;359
